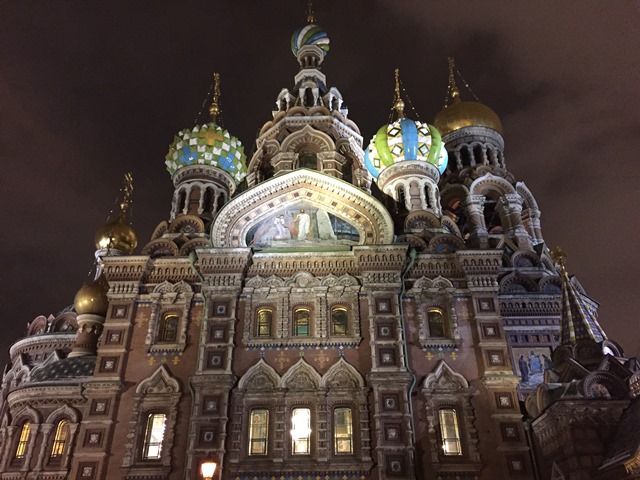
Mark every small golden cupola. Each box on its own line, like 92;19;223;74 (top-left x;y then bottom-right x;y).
94;172;138;255
73;274;109;317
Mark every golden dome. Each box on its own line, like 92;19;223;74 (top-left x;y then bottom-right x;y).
434;96;503;137
94;220;138;254
74;275;109;316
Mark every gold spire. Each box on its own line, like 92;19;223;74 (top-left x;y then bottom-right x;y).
393;68;405;119
209;72;221;123
118;171;133;223
306;0;315;23
447;57;461;105
551;246;568;277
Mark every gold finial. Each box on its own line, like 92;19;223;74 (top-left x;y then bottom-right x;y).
550;246;568;276
394;68;405;119
306;0;315;23
447;57;461;104
209;72;221;122
118;171;133;223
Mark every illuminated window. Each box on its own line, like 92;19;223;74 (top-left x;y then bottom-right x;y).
142;413;167;460
50;420;69;458
257;309;272;337
439;409;462;456
293;308;310;336
334;408;353;454
290;408;311;455
249;409;269;456
159;314;178;342
428;309;446;338
331;307;348;335
14;422;31;459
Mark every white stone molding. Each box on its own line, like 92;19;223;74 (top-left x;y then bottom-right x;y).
281;358;322;391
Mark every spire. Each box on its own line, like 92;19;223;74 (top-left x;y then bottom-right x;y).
209;72;221;123
446;57;461;106
306;0;315;23
393;68;405;119
552;246;607;345
118;171;134;224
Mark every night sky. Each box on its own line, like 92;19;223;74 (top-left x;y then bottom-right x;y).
2;1;639;362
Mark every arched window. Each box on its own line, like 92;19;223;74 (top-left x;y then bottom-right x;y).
159;314;178;343
396;186;407;214
290;408;311;455
424;184;432;208
257;309;273;337
249;409;269;456
334;407;353;454
14;421;31;459
293;308;310;336
428;309;446;337
142;413;167;460
298;151;317;170
331;307;348;335
439;409;462;456
50;419;69;459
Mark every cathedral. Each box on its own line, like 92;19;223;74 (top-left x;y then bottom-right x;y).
1;8;639;480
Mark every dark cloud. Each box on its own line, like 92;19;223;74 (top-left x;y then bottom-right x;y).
1;1;638;359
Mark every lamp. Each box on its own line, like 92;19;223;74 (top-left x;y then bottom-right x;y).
200;460;217;480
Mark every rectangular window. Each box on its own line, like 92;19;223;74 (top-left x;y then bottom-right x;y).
159;314;178;342
290;408;311;455
249;409;269;455
334;407;353;454
428;309;445;337
331;307;348;335
257;309;272;337
439;409;462;456
143;413;167;460
294;308;310;336
15;422;30;459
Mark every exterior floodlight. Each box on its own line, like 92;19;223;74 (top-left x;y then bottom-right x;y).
200;460;217;480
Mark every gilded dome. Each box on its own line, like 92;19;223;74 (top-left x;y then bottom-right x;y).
165;123;247;184
434;95;503;137
94;220;138;254
364;119;448;180
74;275;109;316
291;24;330;57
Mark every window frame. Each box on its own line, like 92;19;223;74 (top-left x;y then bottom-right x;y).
330;306;349;336
49;419;70;461
290;407;312;455
427;308;446;338
256;308;273;338
248;408;269;456
333;407;354;455
293;307;311;337
158;313;179;343
14;421;31;461
141;412;167;461
438;408;463;456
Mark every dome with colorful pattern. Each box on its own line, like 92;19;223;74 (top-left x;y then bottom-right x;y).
165;123;247;184
291;24;330;57
364;119;448;180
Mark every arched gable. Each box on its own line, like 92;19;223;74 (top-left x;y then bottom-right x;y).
321;358;365;389
45;404;80;424
211;170;394;247
469;172;516;197
238;359;281;391
135;365;181;395
281;358;321;391
12;406;41;425
516;181;539;210
280;124;336;153
423;360;470;393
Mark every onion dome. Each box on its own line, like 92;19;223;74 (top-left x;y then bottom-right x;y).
291;25;330;57
94;172;137;254
364;120;448;179
74;274;109;316
165;74;247;184
434;58;503;137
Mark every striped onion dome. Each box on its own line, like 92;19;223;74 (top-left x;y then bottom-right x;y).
291;24;330;57
364;119;448;180
165;123;247;184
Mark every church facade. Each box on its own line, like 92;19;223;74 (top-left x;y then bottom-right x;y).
1;12;637;480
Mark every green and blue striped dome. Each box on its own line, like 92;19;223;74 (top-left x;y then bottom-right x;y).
291;24;330;57
165;123;247;184
364;119;448;179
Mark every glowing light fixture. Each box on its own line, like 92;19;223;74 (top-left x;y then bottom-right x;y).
200;460;217;480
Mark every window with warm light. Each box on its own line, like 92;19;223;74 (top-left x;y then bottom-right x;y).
439;409;462;456
159;314;178;342
331;307;348;335
248;408;269;455
257;309;272;337
50;419;69;458
428;308;446;338
142;413;167;459
334;407;353;454
290;408;311;455
293;308;310;336
14;422;31;459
